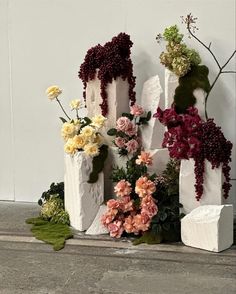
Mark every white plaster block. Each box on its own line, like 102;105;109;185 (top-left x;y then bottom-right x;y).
181;205;233;252
86;205;109;235
103;146;127;199
86;73;130;143
64;152;104;231
147;148;169;175
165;69;178;109
193;88;207;121
140;75;164;149
180;159;224;214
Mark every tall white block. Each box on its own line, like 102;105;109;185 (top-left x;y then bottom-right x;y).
181;205;233;252
165;69;178;109
140;75;164;149
193;88;207;121
86;73;130;133
180;159;224;214
64;152;104;231
147;148;169;175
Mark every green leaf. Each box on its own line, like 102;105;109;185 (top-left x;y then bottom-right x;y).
122;113;134;120
107;128;117;136
59;117;67;123
88;145;108;183
146;111;152;121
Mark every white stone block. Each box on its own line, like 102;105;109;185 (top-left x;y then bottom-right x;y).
64;152;104;231
140;75;164;149
193;88;207;121
103;147;127;199
86;205;109;235
181;205;233;252
147;148;169;175
180;159;224;214
165;69;178;109
86;73;130;143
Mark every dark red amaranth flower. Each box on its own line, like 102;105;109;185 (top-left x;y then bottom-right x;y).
154;106;233;201
78;33;136;116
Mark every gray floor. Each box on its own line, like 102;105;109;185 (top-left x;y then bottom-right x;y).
0;201;236;294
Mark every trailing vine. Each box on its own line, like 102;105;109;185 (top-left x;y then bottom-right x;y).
79;33;136;116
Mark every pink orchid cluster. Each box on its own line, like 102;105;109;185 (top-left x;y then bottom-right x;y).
154;106;203;159
101;176;158;238
113;104;145;155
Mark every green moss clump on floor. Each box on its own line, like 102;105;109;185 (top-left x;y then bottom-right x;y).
26;217;73;251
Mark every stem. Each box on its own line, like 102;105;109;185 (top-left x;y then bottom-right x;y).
221;71;236;74
76;109;79;120
56;98;71;121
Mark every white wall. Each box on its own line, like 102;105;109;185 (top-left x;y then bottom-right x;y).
0;0;235;207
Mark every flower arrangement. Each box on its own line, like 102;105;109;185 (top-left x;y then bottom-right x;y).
107;104;151;156
79;33;136;116
46;85;108;183
154;106;233;201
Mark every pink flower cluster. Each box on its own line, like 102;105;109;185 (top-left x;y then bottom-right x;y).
154;106;203;159
101;178;158;238
136;151;153;166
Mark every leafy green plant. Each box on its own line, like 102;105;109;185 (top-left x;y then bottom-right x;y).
38;182;64;206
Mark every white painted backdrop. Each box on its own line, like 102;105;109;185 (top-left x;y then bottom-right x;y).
0;0;235;212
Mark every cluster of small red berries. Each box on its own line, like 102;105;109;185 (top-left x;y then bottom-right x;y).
79;33;136;116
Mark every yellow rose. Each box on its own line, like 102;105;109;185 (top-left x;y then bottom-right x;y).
73;134;86;149
94;134;104;146
91;114;107;129
80;125;95;138
64;138;77;155
70;99;82;110
61;122;75;136
83;143;100;157
46;85;62;100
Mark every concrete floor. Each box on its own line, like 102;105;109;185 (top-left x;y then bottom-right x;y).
0;201;236;294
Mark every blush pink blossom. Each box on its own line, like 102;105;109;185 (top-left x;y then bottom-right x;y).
107;199;120;209
125;122;137;136
136;151;153;166
135;176;156;198
101;208;118;226
141;195;158;218
125;139;139;154
108;220;124;238
133;214;150;232
123;216;135;233
116;117;132;132
114;180;132;197
115;137;126;148
130;104;144;116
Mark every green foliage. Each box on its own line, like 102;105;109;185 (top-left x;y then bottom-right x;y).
51;210;70;225
121;113;134;120
80;117;92;129
138;111;152;125
26;217;73;251
174;65;211;112
133;230;163;245
38;182;64;206
40;196;64;220
59;117;67;123
107;128;117;136
88;144;108;183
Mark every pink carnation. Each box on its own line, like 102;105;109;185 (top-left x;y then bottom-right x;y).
123;215;135;233
115;137;126;148
133;214;150;232
108;220;124;238
116;117;132;132
114;180;132;197
130;104;144;116
101;208;118;227
135;176;156;198
126;139;139;154
141;195;158;218
119;198;134;213
107;199;120;209
136;151;153;166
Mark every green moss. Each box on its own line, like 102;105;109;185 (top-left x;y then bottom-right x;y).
88;144;108;183
26;217;73;251
174;65;211;112
133;231;163;245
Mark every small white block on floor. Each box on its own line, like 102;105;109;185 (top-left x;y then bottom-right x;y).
86;205;109;235
181;205;233;252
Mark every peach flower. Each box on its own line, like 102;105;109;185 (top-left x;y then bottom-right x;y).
107;199;120;210
114;180;132;197
119;197;134;213
136;151;153;166
123;216;135;233
130;104;144;116
141;195;158;218
133;214;150;232
101;208;118;226
135;176;156;198
108;220;124;238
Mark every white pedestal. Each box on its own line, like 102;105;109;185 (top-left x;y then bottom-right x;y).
140;75;164;149
179;159;224;214
64;152;104;231
181;205;233;252
165;69;178;109
86;205;109;235
86;74;130;142
147;148;170;175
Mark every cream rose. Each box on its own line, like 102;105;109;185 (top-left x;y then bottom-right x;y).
94;134;104;146
46;85;62;100
72;134;86;149
91;115;107;129
64;138;77;155
70;99;82;110
61;122;76;136
80;125;95;139
83;143;100;157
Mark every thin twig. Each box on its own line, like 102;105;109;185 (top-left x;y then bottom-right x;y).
56;98;71;121
222;71;236;74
